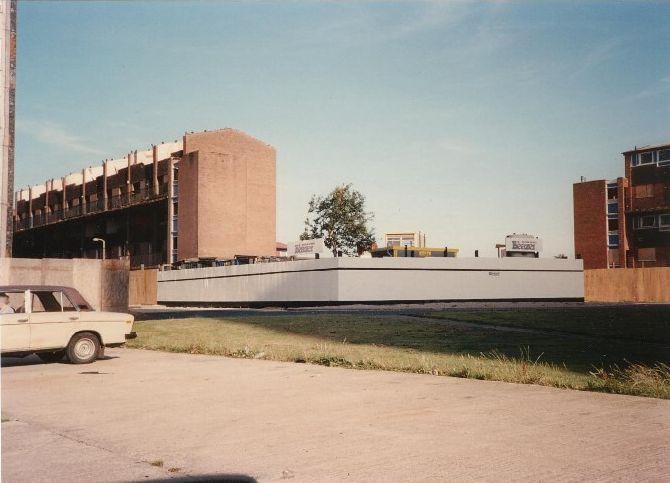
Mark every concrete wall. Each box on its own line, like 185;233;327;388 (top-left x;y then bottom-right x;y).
585;267;670;302
179;129;276;261
0;258;129;311
157;257;584;306
0;0;16;258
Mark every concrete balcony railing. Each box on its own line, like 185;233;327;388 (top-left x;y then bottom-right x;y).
14;183;171;231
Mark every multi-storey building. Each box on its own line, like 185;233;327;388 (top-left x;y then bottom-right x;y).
573;142;670;269
383;231;427;248
13;128;276;267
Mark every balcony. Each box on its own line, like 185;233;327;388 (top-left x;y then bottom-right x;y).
63;205;82;219
32;214;45;228
46;210;63;224
85;199;106;214
14;218;30;231
14;184;171;231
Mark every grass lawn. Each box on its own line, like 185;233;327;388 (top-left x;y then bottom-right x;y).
128;309;670;399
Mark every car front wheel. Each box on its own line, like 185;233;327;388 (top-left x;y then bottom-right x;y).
67;332;100;364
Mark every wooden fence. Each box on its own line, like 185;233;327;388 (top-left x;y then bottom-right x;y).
584;267;670;303
129;268;158;306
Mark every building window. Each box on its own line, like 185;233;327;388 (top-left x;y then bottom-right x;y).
638;215;657;229
607;201;618;214
608;234;619;247
639;151;655;165
660;214;670;231
607;184;618;200
607;218;619;231
659;149;670;165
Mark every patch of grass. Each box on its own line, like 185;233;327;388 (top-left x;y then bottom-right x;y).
149;460;164;468
128;310;670;399
427;307;670;343
1;416;9;423
588;363;670;399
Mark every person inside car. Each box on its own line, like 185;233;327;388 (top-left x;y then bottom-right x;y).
0;292;15;314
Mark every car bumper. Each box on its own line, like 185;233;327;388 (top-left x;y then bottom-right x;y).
125;332;137;340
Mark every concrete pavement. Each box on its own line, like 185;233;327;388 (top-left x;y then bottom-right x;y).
2;349;669;482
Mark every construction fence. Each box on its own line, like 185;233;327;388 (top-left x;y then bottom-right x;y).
584;267;670;303
129;268;158;306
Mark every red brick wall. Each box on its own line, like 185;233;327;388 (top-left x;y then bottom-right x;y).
177;152;199;261
179;129;276;260
617;177;629;268
573;180;608;270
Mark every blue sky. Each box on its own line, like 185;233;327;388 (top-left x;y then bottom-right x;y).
15;1;670;257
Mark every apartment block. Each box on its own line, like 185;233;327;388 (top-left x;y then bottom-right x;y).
573;142;670;269
13;128;276;267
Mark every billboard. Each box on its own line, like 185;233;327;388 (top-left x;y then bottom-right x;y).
505;235;542;254
287;238;333;259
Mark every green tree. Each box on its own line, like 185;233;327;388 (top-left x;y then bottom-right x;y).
300;184;376;256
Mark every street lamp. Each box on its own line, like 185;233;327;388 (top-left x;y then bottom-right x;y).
92;237;106;312
92;237;106;260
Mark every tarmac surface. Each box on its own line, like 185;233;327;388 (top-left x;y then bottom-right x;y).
2;348;670;482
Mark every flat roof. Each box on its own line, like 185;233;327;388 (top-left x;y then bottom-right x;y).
622;141;670;154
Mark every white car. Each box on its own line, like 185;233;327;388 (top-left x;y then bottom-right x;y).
0;285;136;364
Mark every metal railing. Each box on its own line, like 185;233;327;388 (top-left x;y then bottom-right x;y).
14;218;30;231
14;184;171;231
32;214;45;227
46;210;63;224
86;199;106;214
63;205;82;219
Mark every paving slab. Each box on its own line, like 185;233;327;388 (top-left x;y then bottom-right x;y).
2;349;669;482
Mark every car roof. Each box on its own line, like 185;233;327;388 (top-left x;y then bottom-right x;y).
0;285;77;292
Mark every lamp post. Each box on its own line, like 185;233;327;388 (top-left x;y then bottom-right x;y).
92;237;106;260
92;237;106;312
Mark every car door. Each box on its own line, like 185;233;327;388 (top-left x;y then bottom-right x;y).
0;290;31;352
28;290;78;351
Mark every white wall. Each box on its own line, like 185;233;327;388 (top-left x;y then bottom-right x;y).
158;257;584;306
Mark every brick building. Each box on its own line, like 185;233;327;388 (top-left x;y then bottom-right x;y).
573;142;670;269
13;128;276;267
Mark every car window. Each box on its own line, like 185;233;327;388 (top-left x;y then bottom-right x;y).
61;293;77;312
32;291;71;313
2;291;24;313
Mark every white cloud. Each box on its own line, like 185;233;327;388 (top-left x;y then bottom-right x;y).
17;120;105;156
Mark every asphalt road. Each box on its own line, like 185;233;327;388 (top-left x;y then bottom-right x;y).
2;349;669;482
